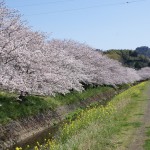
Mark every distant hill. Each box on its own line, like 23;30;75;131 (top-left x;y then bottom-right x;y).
135;46;150;57
103;49;150;69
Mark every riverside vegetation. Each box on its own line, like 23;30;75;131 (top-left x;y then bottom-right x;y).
0;86;116;125
14;81;149;150
0;84;129;149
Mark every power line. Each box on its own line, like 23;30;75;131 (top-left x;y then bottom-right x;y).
25;0;147;16
13;0;76;8
125;0;147;3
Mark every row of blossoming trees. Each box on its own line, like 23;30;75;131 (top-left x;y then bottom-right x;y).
0;1;150;96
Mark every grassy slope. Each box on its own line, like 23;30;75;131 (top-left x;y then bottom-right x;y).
144;127;150;150
143;84;150;150
41;81;149;150
0;86;115;124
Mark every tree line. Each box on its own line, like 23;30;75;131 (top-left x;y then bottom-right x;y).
104;49;150;69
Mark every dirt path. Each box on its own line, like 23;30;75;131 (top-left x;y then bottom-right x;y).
128;84;150;150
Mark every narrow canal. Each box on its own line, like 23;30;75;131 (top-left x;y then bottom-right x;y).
9;121;63;150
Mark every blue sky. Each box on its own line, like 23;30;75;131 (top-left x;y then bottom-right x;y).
4;0;150;50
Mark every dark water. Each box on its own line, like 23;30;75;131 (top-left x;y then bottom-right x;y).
8;122;63;150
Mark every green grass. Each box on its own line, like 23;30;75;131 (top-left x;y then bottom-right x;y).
144;139;150;150
0;94;52;124
144;127;150;150
0;86;115;124
45;86;114;105
122;122;142;128
146;127;150;136
41;81;148;150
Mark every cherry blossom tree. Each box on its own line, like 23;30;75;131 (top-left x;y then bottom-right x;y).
47;39;140;86
137;67;150;80
0;2;143;96
0;1;48;94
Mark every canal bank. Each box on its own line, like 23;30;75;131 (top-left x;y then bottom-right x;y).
1;86;118;150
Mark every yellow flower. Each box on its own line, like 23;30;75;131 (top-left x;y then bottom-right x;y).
34;146;39;150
